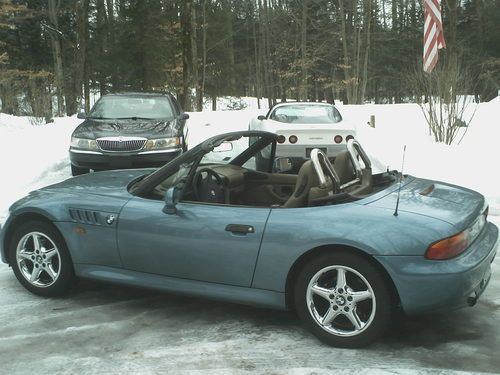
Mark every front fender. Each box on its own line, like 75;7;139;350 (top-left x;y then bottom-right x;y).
1;190;130;267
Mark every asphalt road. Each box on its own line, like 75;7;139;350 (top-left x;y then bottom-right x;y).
0;228;499;375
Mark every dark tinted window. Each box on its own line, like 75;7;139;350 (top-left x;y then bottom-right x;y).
89;96;175;120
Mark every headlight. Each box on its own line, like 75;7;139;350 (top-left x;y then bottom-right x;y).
71;137;98;151
144;137;180;151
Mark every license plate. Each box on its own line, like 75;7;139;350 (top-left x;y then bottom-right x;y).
306;148;327;158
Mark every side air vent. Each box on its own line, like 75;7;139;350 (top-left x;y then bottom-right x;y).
69;209;103;226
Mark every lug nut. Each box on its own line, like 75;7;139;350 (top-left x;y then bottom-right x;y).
347;296;353;301
42;255;46;259
333;305;339;311
329;294;334;299
344;306;349;312
35;264;39;268
338;288;344;294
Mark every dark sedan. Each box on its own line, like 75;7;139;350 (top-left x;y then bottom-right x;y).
70;92;189;176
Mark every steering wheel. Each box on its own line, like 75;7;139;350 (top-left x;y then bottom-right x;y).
192;168;228;204
310;149;341;194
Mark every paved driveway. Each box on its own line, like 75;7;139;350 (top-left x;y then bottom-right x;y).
0;239;498;374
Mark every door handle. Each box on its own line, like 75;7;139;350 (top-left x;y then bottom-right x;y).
225;224;255;234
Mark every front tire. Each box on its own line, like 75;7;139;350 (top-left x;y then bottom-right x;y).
294;252;392;348
9;221;77;297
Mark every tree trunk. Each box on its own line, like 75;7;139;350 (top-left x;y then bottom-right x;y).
191;2;199;110
360;0;372;102
96;0;108;94
197;0;207;111
48;0;65;116
74;0;89;113
180;0;193;110
300;0;308;100
252;10;261;109
338;0;353;104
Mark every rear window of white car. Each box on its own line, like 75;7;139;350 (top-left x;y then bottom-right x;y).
269;104;342;124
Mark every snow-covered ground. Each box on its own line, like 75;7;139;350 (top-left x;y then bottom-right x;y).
0;99;499;374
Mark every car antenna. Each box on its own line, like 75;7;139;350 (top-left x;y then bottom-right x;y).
394;145;407;217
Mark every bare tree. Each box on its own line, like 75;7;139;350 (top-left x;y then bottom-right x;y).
338;0;373;104
408;58;477;145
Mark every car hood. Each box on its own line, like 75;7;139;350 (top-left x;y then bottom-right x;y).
72;118;178;139
366;177;485;230
38;169;153;198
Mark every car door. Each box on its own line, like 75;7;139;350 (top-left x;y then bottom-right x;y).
116;197;272;287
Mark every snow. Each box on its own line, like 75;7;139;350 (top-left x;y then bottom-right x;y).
0;98;499;373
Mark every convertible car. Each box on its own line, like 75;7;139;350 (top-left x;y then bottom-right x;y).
0;131;497;348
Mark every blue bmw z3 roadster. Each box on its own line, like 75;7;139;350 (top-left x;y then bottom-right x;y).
1;131;497;347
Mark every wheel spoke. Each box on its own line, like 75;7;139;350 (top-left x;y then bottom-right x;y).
30;267;42;283
336;268;347;290
32;234;42;252
322;308;340;326
311;284;332;301
18;250;34;261
345;309;364;331
350;290;372;303
44;249;58;261
45;265;57;281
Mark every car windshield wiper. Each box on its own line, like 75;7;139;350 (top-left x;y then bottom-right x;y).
87;116;112;119
115;117;156;120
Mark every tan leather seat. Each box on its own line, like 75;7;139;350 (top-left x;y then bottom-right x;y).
333;150;356;185
283;161;319;208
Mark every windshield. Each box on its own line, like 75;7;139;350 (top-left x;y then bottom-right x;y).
88;95;175;120
269;104;342;124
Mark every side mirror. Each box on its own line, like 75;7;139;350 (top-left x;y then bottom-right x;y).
273;157;293;173
77;111;86;119
163;187;178;214
178;113;190;121
257;115;266;121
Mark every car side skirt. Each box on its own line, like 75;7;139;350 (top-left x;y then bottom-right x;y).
74;264;287;310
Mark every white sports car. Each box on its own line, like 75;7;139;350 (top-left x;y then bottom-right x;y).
249;102;356;166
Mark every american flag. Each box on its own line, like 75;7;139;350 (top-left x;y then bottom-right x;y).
423;0;446;73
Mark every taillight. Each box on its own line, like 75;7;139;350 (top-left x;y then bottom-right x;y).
346;135;354;142
425;231;469;260
277;135;286;144
334;135;343;144
289;135;298;144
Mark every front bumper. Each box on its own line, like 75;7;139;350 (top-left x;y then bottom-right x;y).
70;147;182;170
376;221;498;315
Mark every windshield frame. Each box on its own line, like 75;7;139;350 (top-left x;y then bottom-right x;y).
131;130;277;198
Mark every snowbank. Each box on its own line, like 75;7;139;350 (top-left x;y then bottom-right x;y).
0;99;499;224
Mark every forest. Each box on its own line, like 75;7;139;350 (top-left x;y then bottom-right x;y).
0;0;499;119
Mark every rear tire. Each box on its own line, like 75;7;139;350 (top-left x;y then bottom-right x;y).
294;252;392;348
71;164;89;176
9;221;77;297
